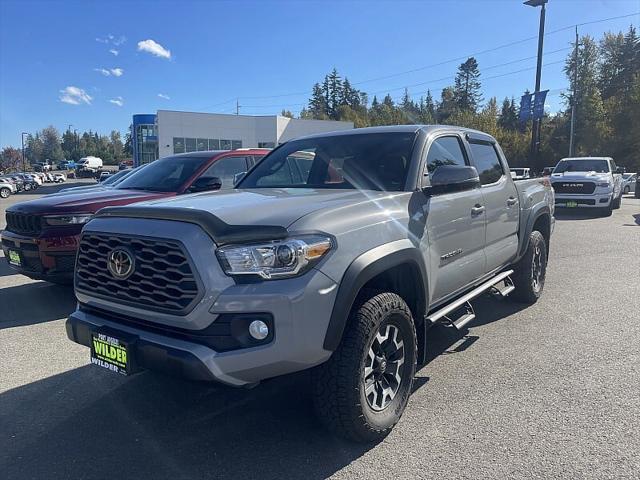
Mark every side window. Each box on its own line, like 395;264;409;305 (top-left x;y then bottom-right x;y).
255;150;316;187
200;156;248;190
469;142;504;185
425;136;467;175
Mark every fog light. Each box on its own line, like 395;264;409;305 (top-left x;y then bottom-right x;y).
249;320;269;340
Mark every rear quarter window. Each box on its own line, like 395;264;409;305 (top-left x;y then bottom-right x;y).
469;143;504;185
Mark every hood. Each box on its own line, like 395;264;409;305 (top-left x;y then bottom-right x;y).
551;171;610;182
8;188;171;215
132;188;395;228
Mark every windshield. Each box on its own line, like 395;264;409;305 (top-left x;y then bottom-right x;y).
115;156;209;192
554;159;610;174
239;132;416;191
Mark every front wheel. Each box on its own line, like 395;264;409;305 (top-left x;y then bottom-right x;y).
24;183;31;191
312;292;417;442
612;193;622;209
0;187;10;198
511;230;547;304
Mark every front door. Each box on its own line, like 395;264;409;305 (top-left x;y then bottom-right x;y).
420;135;487;304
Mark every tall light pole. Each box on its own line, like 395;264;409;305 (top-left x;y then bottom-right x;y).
21;132;29;172
568;27;578;157
524;0;547;172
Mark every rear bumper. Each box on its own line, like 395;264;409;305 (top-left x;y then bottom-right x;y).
554;193;612;208
1;230;78;282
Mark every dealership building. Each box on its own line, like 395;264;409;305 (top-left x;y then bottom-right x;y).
132;111;353;166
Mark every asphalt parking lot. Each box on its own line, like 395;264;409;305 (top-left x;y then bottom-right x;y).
1;182;639;479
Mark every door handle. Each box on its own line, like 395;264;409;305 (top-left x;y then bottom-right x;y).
506;197;518;206
471;205;485;216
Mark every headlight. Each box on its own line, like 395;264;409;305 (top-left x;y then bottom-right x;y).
217;235;332;279
597;182;611;188
43;214;93;226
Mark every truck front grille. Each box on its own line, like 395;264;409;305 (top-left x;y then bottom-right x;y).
6;212;42;236
552;181;596;194
76;233;201;314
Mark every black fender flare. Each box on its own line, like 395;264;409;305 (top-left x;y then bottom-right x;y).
517;205;552;259
323;242;428;351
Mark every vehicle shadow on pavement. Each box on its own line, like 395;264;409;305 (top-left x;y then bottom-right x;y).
0;282;76;329
0;257;18;278
0;368;373;480
554;209;604;221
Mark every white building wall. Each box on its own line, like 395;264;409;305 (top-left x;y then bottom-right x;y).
157;110;353;159
276;117;353;143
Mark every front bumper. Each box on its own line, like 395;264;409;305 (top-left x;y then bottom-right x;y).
554;193;612;208
67;267;339;386
1;230;78;282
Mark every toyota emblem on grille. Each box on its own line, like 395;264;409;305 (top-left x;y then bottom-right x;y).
107;248;134;279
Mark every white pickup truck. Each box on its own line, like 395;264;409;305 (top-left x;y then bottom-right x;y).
551;157;624;216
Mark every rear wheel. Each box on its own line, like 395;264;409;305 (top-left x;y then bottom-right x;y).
0;187;10;198
312;292;417;442
623;186;630;194
24;183;31;191
511;230;547;304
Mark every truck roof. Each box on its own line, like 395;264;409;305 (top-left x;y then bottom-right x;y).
559;156;612;161
294;124;496;141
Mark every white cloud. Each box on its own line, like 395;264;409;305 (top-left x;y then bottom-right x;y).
137;39;171;59
109;96;124;107
93;67;124;77
109;49;119;56
96;34;126;46
59;86;92;105
157;93;170;100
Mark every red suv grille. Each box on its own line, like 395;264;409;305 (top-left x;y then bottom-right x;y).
5;212;42;236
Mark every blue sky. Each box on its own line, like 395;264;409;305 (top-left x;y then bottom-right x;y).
0;0;638;148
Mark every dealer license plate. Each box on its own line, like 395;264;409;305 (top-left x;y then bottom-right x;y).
566;201;578;208
7;249;21;266
90;332;131;375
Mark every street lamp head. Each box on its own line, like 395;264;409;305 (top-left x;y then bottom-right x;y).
524;0;547;6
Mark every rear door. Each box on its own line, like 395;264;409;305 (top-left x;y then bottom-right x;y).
421;134;487;303
466;138;519;273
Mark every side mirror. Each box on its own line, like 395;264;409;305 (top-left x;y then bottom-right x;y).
615;167;625;174
190;176;222;193
233;171;247;186
424;165;480;195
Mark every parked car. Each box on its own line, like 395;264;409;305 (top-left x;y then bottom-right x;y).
0;178;16;198
63;126;555;442
621;173;636;194
8;176;25;192
52;172;66;183
0;176;20;194
118;161;132;170
44;172;54;182
551;156;624;216
25;173;43;186
542;166;555;176
2;149;269;283
15;174;39;191
510;167;531;180
98;171;111;182
636;175;640;199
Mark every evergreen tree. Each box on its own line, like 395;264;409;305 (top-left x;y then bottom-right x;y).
499;97;519;131
41;126;64;161
437;86;457;123
453;57;482;112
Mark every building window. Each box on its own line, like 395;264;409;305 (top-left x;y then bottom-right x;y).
208;139;219;150
197;138;208;151
231;140;242;150
173;137;185;154
220;139;232;150
185;138;197;153
258;142;275;148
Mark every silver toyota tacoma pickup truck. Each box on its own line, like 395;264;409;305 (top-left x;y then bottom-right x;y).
66;125;555;442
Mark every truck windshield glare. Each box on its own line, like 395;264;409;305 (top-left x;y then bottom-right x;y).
239;132;416;191
116;156;208;192
554;159;609;173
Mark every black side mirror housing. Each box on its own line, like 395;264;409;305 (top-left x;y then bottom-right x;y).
190;176;222;193
423;165;480;195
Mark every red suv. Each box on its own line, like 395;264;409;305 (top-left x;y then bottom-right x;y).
2;149;269;283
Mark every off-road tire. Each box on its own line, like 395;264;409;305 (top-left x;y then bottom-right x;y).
612;193;621;209
511;230;547;304
312;292;417;443
0;187;10;198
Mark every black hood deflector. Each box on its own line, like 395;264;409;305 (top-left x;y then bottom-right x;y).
95;206;288;246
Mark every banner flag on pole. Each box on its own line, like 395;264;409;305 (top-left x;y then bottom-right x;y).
519;93;532;124
532;90;548;120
